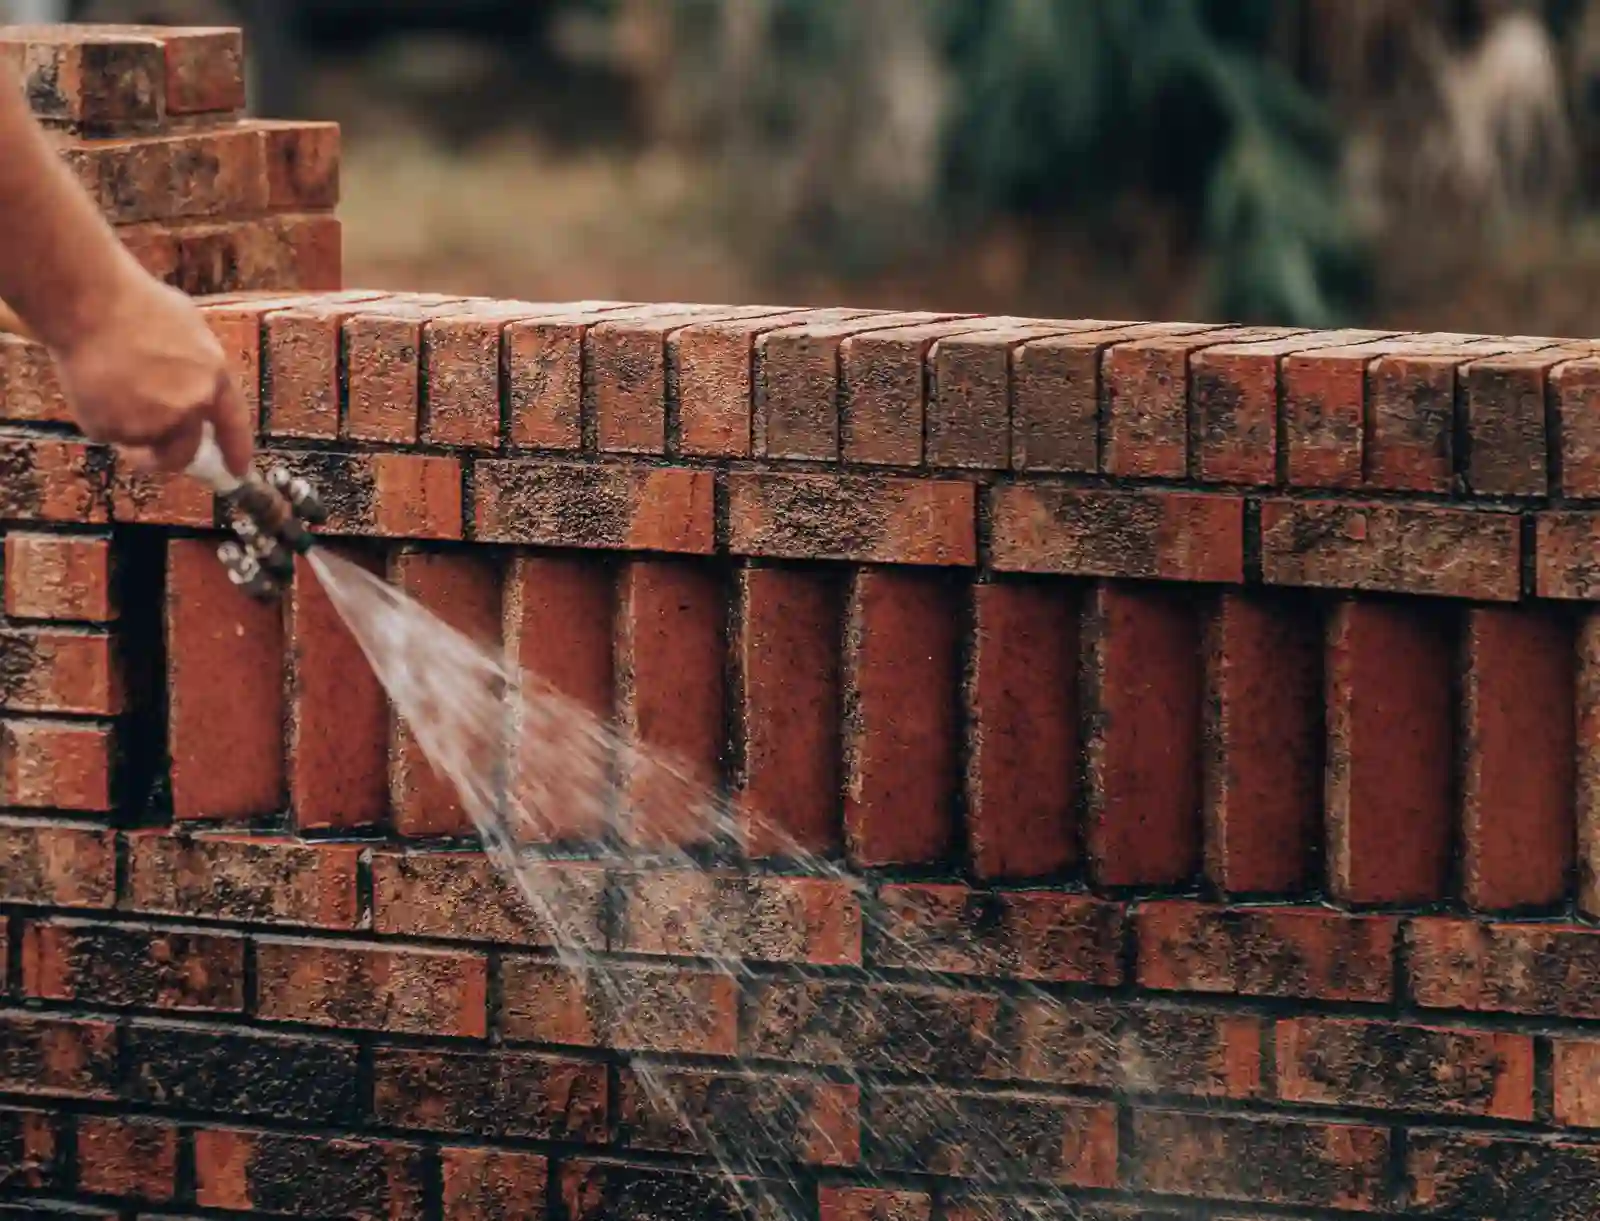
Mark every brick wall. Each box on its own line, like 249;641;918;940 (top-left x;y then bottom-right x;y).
6;23;1600;1221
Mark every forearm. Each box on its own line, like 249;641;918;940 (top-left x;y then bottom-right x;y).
0;62;140;352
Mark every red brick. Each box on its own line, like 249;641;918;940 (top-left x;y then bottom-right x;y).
422;306;532;449
928;321;1087;468
1136;900;1398;1002
1534;511;1600;600
990;486;1243;582
500;959;738;1054
1202;593;1321;895
0;333;70;423
264;303;353;438
203;299;266;430
0;27;165;132
0;435;107;523
502;552;615;843
0;1106;58;1191
619;1068;859;1165
0;1011;117;1099
756;312;947;460
820;1187;932;1221
839;318;999;465
1366;351;1460;492
0;817;114;906
286;544;388;830
1461;607;1575;910
1326;601;1454;905
616;559;725;848
156;26;245;113
388;550;503;837
0;627;118;715
167;212;344;296
1553;356;1600;496
1130;1111;1388;1210
1262;500;1521;601
1281;336;1437;487
560;1161;787;1221
674;307;877;457
5;533;114;622
0;720;110;811
874;884;1124;983
442;1147;548;1219
335;296;472;442
1083;583;1202;888
1408;918;1600;1019
1190;330;1392;484
474;461;711;552
1408;1132;1600;1218
256;938;487;1036
22;918;243;1011
866;1088;1115;1186
965;580;1079;880
371;452;462;538
1583;610;1600;915
110;465;214;526
193;1128;427;1217
371;851;607;950
66;125;269;225
843;569;960;867
125;831;359;928
728;472;975;566
735;565;843;858
1101;326;1302;477
501;302;661;449
613;868;861;964
76;1115;177;1201
274;211;342;291
1462;346;1579;494
166;536;283;821
1554;1040;1600;1127
259;119;340;209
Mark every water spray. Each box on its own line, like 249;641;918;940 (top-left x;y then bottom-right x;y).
186;425;328;599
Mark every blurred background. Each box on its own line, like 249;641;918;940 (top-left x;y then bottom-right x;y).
13;0;1600;335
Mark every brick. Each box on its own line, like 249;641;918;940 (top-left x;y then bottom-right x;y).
372;852;606;950
169;212;343;295
728;473;975;567
193;1129;427;1218
442;1148;548;1220
820;1187;932;1221
616;558;725;848
1534;512;1600;600
76;1116;176;1201
1262;500;1520;601
843;569;960;866
0;1106;58;1191
559;1161;797;1221
928;322;1085;468
0;435;107;523
341;303;444;443
1366;352;1461;492
111;465;214;526
125;1021;361;1123
1130;1111;1388;1210
0;627;117;715
756;312;946;460
840;318;998;465
1584;611;1600;915
874;885;1124;984
67;125;270;225
613;869;861;964
5;533;114;621
1554;1040;1600;1127
1083;583;1202;887
374;1047;606;1139
0;817;114;906
990;487;1243;582
1277;1018;1533;1118
264;301;366;438
1190;331;1392;484
1;28;165;132
388;550;503;837
1461;608;1575;910
502;302;662;449
735;565;843;858
0;1011;117;1098
1409;918;1600;1019
675;307;877;457
1102;326;1302;477
421;309;522;449
1136;901;1398;1002
267;450;462;539
1553;356;1600;496
286;544;387;830
259;120;340;209
125;831;359;928
1462;347;1577;494
475;460;711;552
965;580;1079;880
156;26;245;113
0;334;70;423
21;919;243;1012
1407;1132;1600;1218
1326;601;1454;905
255;939;487;1036
166;536;283;821
865;1088;1115;1186
503;552;615;844
0;720;110;811
1202;593;1321;895
500;959;737;1055
619;1068;858;1165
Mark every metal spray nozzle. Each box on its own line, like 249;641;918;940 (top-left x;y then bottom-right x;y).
186;425;328;601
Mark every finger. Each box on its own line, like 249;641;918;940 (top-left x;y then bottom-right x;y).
146;412;205;473
208;371;254;478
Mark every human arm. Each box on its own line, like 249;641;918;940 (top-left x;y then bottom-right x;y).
0;60;253;474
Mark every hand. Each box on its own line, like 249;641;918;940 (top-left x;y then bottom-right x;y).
49;269;254;477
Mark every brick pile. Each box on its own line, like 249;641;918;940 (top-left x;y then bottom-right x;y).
4;22;1600;1221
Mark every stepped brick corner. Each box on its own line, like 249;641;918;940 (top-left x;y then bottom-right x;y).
6;21;1600;1221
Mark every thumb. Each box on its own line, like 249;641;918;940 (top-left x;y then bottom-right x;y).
208;371;255;478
